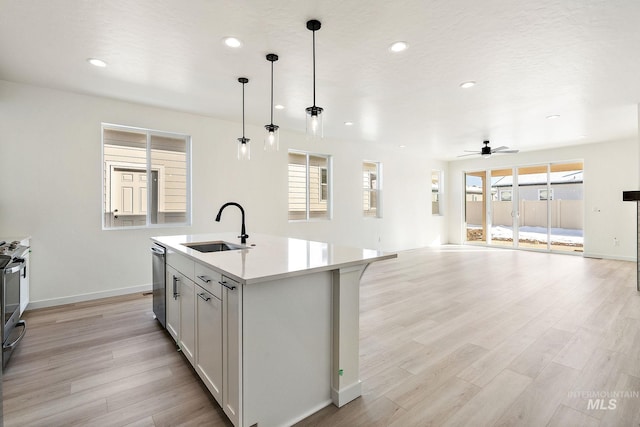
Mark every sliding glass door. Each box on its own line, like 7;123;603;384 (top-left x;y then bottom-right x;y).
465;161;584;254
465;171;486;243
517;165;549;250
490;168;515;247
549;162;584;253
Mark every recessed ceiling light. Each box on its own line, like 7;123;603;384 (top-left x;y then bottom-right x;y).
344;121;354;126
274;104;285;110
389;41;409;53
87;58;107;68
223;37;242;48
399;145;406;149
459;81;476;89
546;114;560;120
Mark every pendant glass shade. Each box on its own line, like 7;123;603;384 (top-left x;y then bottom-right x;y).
264;124;279;151
237;77;250;160
237;137;250;160
306;20;323;141
264;53;280;151
305;106;323;140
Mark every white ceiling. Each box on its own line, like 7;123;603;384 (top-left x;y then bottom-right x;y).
2;0;640;160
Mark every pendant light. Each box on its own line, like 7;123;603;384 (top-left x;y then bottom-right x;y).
264;53;279;151
237;77;250;160
305;19;323;140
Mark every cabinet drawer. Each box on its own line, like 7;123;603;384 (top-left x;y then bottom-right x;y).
194;262;222;300
167;250;195;281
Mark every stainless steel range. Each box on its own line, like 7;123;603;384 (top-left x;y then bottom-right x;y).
0;240;29;368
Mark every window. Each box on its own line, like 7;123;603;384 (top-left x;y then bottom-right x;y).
363;161;382;217
288;151;331;220
432;170;442;215
500;190;512;201
320;167;328;201
538;188;554;200
102;124;191;229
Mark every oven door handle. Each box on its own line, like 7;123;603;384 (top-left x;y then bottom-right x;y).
3;320;26;352
3;260;25;275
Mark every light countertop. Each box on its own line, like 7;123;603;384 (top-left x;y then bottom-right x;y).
152;233;397;285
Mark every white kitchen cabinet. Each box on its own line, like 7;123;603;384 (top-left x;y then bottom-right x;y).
196;284;223;404
152;232;396;427
222;275;241;427
179;277;196;366
165;265;181;342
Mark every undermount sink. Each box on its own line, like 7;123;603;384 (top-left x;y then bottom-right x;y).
182;241;247;253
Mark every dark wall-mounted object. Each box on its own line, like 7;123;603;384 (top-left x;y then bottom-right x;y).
623;191;640;201
623;190;640;292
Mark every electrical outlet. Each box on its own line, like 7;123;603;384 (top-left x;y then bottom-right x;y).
613;237;620;247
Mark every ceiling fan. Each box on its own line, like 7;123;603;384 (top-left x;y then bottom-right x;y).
458;140;519;158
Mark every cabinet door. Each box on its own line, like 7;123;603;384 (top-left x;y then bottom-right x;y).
165;266;181;342
179;278;196;366
196;286;223;404
222;276;241;427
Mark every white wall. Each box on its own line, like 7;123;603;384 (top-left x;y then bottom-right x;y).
0;80;447;307
447;138;639;261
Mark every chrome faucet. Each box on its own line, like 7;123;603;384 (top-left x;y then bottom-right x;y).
215;202;249;244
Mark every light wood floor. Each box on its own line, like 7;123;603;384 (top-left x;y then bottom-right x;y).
3;246;640;426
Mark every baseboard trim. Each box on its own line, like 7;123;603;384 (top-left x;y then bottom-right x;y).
583;252;636;262
28;283;152;310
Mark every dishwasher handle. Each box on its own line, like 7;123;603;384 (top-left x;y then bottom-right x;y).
151;246;165;255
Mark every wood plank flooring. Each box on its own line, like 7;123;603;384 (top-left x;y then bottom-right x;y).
3;246;639;426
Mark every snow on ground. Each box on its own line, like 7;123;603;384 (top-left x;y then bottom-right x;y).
468;225;584;245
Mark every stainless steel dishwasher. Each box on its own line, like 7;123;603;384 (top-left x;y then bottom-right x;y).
151;243;166;328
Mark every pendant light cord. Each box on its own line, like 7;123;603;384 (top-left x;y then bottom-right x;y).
312;29;316;107
242;81;245;138
270;60;274;125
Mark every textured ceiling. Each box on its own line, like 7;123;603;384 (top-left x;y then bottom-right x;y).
1;0;640;159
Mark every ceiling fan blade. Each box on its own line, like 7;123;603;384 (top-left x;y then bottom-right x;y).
463;150;481;153
457;153;479;157
491;146;509;152
498;149;519;154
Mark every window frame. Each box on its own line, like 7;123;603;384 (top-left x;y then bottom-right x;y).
287;150;332;222
101;123;192;230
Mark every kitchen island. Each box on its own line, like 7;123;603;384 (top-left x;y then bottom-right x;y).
151;233;396;427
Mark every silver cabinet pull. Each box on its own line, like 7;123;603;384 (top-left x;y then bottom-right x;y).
218;280;236;290
197;275;212;283
197;293;211;302
172;275;180;300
